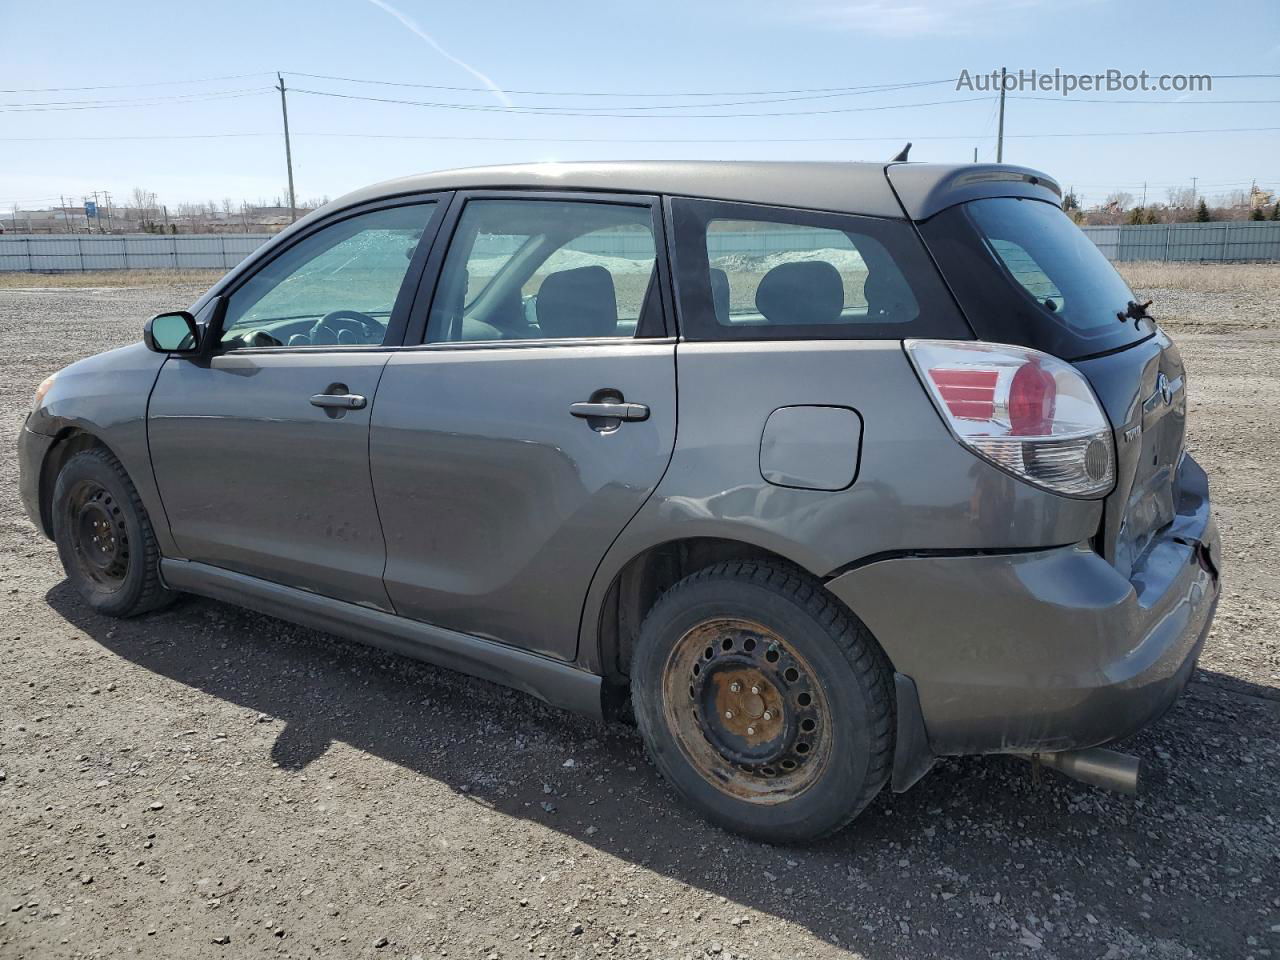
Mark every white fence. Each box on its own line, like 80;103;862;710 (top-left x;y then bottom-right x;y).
2;221;1279;273
1078;221;1280;262
0;234;272;272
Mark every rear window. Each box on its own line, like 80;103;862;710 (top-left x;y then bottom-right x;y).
671;198;969;341
920;197;1148;359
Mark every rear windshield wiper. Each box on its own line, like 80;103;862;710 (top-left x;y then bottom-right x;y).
1117;299;1153;327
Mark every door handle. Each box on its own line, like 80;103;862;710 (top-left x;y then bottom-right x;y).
310;393;367;410
570;401;649;422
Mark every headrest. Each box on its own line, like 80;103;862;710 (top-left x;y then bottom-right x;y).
537;265;619;339
754;260;844;325
709;267;731;324
863;269;917;324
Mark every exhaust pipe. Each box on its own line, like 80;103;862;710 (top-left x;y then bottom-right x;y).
1029;748;1143;795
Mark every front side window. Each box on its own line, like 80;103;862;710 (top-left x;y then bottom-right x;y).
671;198;968;341
219;203;436;349
427;199;660;343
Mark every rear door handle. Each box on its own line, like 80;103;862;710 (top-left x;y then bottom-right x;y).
570;401;649;422
310;393;367;410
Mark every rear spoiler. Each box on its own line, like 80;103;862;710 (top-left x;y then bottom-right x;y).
886;163;1062;221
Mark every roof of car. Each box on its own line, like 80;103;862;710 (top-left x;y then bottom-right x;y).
328;160;1061;222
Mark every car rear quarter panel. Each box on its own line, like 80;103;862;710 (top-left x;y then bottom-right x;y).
24;342;176;555
578;340;1103;669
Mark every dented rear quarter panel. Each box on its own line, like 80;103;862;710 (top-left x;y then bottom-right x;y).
578;339;1103;669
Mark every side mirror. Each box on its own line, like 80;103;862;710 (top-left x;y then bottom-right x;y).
144;311;200;354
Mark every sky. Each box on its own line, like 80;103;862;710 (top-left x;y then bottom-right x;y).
2;0;1278;213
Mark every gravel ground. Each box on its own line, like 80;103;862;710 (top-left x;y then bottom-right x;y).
1;267;1277;960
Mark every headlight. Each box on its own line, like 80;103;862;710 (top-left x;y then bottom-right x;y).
33;373;57;410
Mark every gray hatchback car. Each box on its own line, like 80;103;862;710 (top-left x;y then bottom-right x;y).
19;161;1220;842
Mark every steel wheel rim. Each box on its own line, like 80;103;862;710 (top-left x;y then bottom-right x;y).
661;618;832;805
67;480;129;588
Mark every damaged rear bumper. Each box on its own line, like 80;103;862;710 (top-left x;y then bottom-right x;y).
826;455;1220;786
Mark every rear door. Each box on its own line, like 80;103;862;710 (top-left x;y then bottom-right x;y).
369;192;677;660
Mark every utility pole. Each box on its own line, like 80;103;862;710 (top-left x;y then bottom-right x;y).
102;191;114;233
276;72;298;223
92;191;101;233
60;195;69;233
1190;176;1198;208
996;66;1007;163
973;147;978;163
1141;182;1147;208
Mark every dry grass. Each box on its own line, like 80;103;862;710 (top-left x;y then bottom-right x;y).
1116;261;1280;296
0;269;223;290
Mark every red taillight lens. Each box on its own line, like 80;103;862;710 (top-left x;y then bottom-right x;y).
1008;359;1056;436
906;339;1115;498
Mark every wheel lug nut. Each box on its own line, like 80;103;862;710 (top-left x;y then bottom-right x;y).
746;726;756;736
729;682;741;693
724;710;734;719
762;711;773;721
750;686;760;695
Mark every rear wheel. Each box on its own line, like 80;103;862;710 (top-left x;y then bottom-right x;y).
52;446;176;617
631;561;894;843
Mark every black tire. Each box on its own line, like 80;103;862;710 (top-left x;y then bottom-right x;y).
631;560;894;843
51;446;176;618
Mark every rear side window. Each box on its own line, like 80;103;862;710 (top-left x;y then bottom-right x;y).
920;197;1147;359
427;199;661;343
670;198;968;341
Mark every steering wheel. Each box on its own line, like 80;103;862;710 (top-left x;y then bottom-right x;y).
309;310;384;345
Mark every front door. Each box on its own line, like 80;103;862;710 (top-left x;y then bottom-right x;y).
370;193;677;659
148;199;444;608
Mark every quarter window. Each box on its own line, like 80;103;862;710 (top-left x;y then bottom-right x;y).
671;198;969;341
427;199;660;343
219;203;436;349
705;219;918;327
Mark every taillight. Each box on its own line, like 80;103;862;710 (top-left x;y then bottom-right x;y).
906;339;1115;498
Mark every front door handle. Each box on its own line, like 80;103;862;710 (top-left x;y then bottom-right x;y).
310;393;367;410
570;401;649;422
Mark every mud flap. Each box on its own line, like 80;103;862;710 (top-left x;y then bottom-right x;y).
891;673;936;792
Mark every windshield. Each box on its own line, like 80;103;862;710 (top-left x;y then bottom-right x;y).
920;197;1149;360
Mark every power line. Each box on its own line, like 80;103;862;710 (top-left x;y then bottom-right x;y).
6;124;1277;146
288;87;992;118
362;81;960;112
0;87;275;108
3;70;1277;98
0;90;271;113
282;71;956;98
0;72;275;93
0;134;271;142
1011;95;1280;104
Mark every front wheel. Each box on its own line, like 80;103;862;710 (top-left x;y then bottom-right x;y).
631;561;894;843
52;446;176;617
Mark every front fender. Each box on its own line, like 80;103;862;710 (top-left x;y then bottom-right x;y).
27;343;176;557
